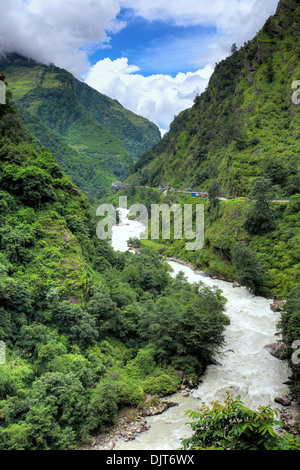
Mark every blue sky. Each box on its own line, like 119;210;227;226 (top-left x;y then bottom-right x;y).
88;9;219;76
1;0;279;132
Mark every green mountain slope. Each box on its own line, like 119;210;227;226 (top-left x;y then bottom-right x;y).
0;87;232;450
0;53;161;198
129;0;300;199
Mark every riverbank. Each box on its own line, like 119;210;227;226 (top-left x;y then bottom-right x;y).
83;397;182;450
107;210;299;449
82;374;299;451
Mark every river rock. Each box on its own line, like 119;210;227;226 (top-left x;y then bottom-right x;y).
280;402;300;434
274;395;292;407
182;376;198;388
264;343;281;358
211;359;222;366
232;281;240;288
270;300;286;312
141;400;179;417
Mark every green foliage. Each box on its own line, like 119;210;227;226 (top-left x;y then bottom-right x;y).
1;3;300;450
0;97;230;449
85;381;118;434
142;374;181;397
243;178;276;235
181;394;300;450
232;243;265;294
138;279;227;366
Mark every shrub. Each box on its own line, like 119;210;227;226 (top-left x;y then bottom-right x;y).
181;394;300;450
142;374;181;397
232;243;265;294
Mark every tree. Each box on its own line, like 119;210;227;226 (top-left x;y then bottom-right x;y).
243;177;276;234
263;156;287;186
138;280;227;367
208;179;222;210
85;381;118;434
231;43;238;55
208;180;222;203
266;58;274;82
181;394;300;450
232;243;265;294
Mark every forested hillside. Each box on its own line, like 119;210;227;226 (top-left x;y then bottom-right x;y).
0;53;161;198
129;0;300;199
0;87;228;449
115;0;300;405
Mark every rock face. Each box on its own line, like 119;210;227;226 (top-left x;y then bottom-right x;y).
141;400;178;417
232;281;241;288
270;300;286;312
280;402;300;434
275;395;292;407
264;343;282;358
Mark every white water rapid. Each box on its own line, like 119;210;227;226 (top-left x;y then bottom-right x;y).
110;207;291;450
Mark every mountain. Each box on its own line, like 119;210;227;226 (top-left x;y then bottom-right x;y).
116;0;300;309
0;86;230;450
0;53;161;198
128;0;300;199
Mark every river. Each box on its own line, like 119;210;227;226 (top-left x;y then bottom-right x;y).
110;207;291;450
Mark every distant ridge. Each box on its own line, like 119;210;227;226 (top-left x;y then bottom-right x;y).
0;52;161;198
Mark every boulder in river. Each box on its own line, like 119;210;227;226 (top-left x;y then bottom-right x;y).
141;400;179;417
274;395;292;407
264;343;281;358
270;300;286;312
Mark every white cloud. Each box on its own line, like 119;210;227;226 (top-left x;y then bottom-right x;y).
0;1;279;78
84;57;213;132
121;0;278;32
121;0;279;60
0;0;279;128
0;0;124;77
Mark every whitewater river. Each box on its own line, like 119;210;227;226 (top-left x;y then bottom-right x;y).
110;208;291;450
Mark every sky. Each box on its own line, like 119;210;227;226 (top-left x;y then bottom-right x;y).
0;0;279;133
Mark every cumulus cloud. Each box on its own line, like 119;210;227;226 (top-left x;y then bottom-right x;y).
121;0;278;58
121;0;278;32
0;1;279;77
0;0;124;77
85;57;213;132
0;0;279;128
211;0;279;56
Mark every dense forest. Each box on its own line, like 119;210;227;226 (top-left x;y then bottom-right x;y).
0;89;229;450
0;0;300;452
